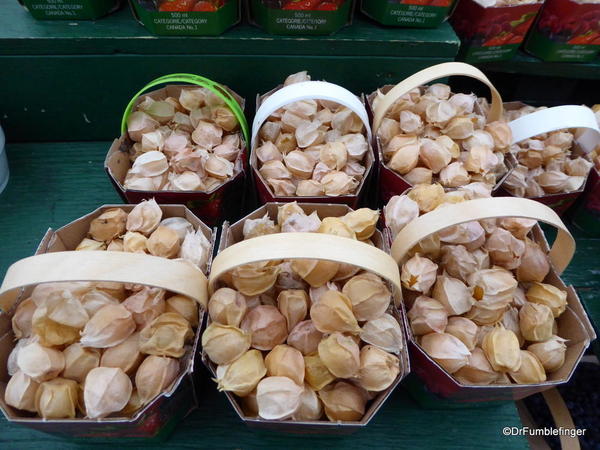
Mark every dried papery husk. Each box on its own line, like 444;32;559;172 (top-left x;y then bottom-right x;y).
180;89;205;112
80;304;136;348
445;317;478;351
319;381;368;422
12;297;36;339
17;342;65;382
442;117;475;140
265;344;305;386
407;183;445;213
485;228;525;270
296;120;324;148
339;208;379;241
179;229;211;271
119;388;144;417
146;100;175;124
124;172;167;191
292;384;323;421
291;259;339;288
192;120;223;150
62;343;100;383
277;290;309;331
84;367;132;419
243;214;279;240
498;217;536;240
467;268;517;309
448;93;476;114
256;376;303;421
440;162;470;188
527;335;567;373
454;347;498;385
420;332;471;374
122;287;166;328
230;262;280;296
217;349;266;397
342;272;391;321
107;239;124;251
139;312;193;358
123;231;148;253
485;121;512;150
35;378;78;419
282;150;314;180
358;345;400;392
30;312;77;347
502;306;524;347
400;110;424;133
101;332;144;375
401;254;438;294
296;180;324;196
402;166;432;186
128;111;159;142
275;132;298;154
438;221;485;251
135;355;179;406
241;389;259;417
8;337;37;377
303;352;335;391
361;313;404;354
276;202;304;226
384;134;418;160
508;350;546;384
340;133;368;161
210;106;238;132
130;151;169;178
407;295;448;336
126;199;162;235
536;170;569;194
465;302;506;326
317;332;360;379
76;238;106;251
512;286;527;309
440;245;477;282
482;325;522;372
526;283;567;318
146;226;181;258
384;195;419;238
213;134;240;161
141;130;165;153
287;320;323;355
420;138;452;174
310;290;361;334
166;295;199;327
565;176;586;193
240;305;288;351
167;171;203;191
565;157;593;177
80;290;120;318
276;261;308;291
389;142;420;175
425;100;457;127
515;239;550;283
256;141;283;165
5;371;39;413
317;217;356;239
321;171;359;196
89;208;127;242
309;281;339;305
432;273;474;316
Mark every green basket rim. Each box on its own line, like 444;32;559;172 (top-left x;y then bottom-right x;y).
120;73;249;145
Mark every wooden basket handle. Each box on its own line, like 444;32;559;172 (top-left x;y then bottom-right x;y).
208;233;401;295
390;197;574;275
542;388;581;450
372;62;503;132
0;251;209;310
509;105;600;154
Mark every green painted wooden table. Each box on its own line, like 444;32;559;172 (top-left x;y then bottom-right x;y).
0;141;538;449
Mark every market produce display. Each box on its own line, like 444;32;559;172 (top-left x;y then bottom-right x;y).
503;106;593;198
371;82;512;189
202;202;406;423
3;200;209;420
123;87;244;193
254;72;371;198
385;189;579;389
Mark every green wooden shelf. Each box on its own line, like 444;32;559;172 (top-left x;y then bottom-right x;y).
0;140;532;449
0;2;459;58
478;50;600;80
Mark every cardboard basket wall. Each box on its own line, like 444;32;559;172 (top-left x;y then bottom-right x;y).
0;204;214;439
370;62;515;206
106;73;250;226
19;0;121;20
499;104;600;216
251;81;374;208
203;202;410;433
388;197;596;402
129;0;241;36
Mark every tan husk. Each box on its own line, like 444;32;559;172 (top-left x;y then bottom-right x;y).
527;335;567;373
360;313;404;354
407;295;448;336
100;332;144;375
445;317;478;351
318;381;367;422
240;305;288;351
277;290;309;331
135;355;179;405
202;323;251;365
358;345;400;391
508;350;546;384
62;343;100;383
265;344;305;386
292;384;323;421
454;348;498;385
482;325;522;372
310;290;361;334
84;367;133;418
256;376;303;420
80;304;136;348
217;349;266;397
519;303;554;342
287;320;323;356
165;295;199;327
208;287;247;327
304;352;336;391
4;371;40;413
526;283;567;318
420;332;471;374
17;342;65;382
35;378;79;419
318;332;360;378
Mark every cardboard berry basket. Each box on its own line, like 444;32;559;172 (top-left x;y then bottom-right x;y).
388;197;596;402
0;204;214;439
202;202;410;433
248;0;354;35
369;62;515;206
129;0;240;36
360;0;456;29
251;81;374;208
450;0;543;63
500;104;600;216
105;73;250;226
18;0;121;20
524;0;600;63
